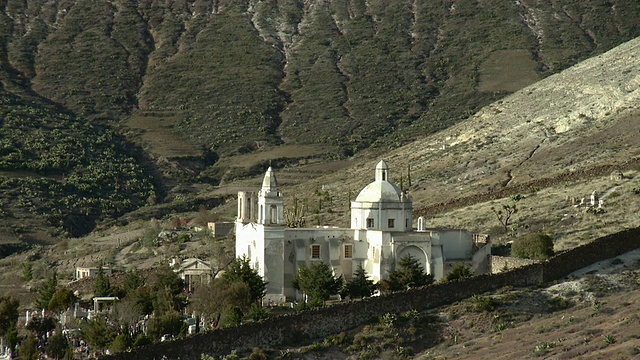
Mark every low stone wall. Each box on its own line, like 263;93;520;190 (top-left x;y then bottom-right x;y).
104;227;640;360
491;255;539;274
542;227;640;282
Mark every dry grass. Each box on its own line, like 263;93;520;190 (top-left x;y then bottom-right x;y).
478;49;541;93
428;170;640;250
125;110;202;157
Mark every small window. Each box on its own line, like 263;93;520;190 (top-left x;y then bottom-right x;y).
406;219;409;228
366;218;374;228
270;205;277;224
311;244;321;259
388;219;395;228
344;244;353;259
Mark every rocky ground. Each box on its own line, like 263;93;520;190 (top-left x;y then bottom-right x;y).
264;249;640;359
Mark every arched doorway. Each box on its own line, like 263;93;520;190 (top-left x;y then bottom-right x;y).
397;246;429;274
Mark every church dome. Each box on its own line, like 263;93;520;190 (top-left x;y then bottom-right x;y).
355;181;404;202
354;160;405;203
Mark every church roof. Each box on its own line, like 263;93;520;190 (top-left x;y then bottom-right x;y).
354;160;405;203
261;166;279;191
355;180;404;202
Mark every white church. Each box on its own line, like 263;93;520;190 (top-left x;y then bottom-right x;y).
235;160;491;303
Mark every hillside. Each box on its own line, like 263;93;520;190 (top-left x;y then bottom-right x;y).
242;249;640;359
0;89;154;240
0;1;639;240
3;0;640;155
264;36;640;249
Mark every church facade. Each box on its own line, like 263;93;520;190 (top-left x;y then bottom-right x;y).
235;160;491;303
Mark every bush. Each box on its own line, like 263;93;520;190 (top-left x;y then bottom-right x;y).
444;263;473;282
511;233;554;260
380;254;434;293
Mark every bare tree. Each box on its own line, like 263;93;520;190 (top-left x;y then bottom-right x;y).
491;195;522;234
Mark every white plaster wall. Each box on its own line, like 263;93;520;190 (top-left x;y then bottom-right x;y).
263;226;285;302
431;229;473;260
471;243;491;274
431;245;444;279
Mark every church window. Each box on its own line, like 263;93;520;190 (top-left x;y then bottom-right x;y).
388;219;395;228
311;244;321;259
406;219;409;228
270;205;277;224
344;244;353;259
366;218;374;228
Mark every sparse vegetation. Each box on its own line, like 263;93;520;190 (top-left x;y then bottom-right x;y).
292;262;343;307
512;233;555;260
379;254;434;293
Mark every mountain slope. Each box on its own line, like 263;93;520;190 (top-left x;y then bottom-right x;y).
0;0;639;241
3;0;639;157
273;36;640;243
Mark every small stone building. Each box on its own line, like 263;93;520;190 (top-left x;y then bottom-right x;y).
173;258;214;292
75;266;112;280
235;160;491;303
207;222;234;238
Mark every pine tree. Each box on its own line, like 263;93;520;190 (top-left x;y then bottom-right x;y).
444;263;473;282
292;262;343;307
341;265;376;299
94;264;112;297
35;270;58;309
381;254;434;292
0;295;19;357
222;256;267;304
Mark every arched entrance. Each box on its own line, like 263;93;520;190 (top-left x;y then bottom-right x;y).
397;246;429;274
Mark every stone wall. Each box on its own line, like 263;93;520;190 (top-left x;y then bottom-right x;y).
542;227;640;282
491;255;539;274
104;227;640;360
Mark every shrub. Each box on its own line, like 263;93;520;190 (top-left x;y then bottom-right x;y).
379;255;434;293
444;263;473;282
470;295;500;312
511;233;554;260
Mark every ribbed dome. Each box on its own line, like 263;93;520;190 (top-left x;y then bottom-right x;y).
261;166;278;191
355;180;404;203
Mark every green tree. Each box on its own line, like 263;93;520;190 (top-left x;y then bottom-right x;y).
26;316;56;341
381;255;434;293
0;295;19;357
512;233;554;260
146;311;183;341
110;331;133;353
123;268;145;294
79;317;116;351
444;263;473;282
292;262;343;307
18;333;39;360
21;263;33;281
94;264;112;297
126;286;155;316
190;278;251;329
48;288;77;312
341;265;376;299
45;327;68;360
152;266;186;314
35;270;57;309
219;307;243;328
222;256;267;304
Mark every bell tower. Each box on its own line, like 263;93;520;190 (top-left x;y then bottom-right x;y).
258;167;284;226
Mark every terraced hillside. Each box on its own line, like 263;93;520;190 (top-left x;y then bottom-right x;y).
0;0;639;241
3;0;639;158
